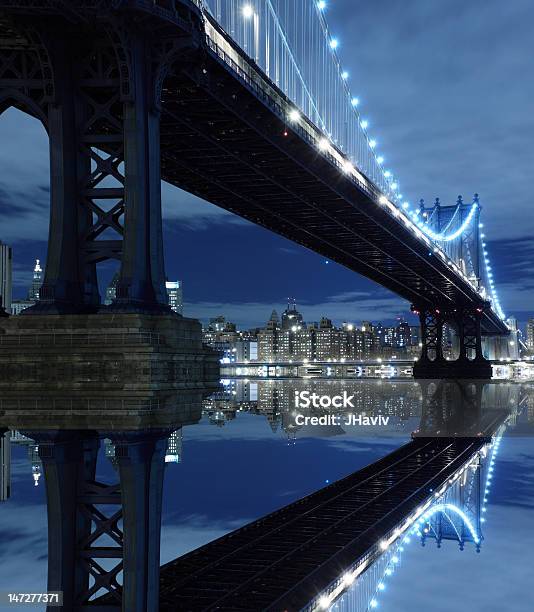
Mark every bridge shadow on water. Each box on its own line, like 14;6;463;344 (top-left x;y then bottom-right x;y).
0;377;529;611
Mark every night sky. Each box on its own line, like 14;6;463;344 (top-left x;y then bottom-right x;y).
0;0;533;330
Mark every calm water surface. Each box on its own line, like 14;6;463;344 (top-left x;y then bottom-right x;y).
1;379;532;611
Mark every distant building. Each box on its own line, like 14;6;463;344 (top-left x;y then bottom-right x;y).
205;304;423;364
10;299;33;315
9;259;44;315
28;259;43;302
8;432;42;487
166;280;183;314
527;319;534;350
281;300;304;330
0;240;12;313
104;272;120;306
28;444;42;487
165;429;183;463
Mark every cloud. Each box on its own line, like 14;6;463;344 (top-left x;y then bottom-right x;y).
333;0;534;244
161;182;248;230
160;514;251;564
0;503;48;593
184;294;408;329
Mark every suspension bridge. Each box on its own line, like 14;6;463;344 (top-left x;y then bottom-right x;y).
0;0;513;379
0;1;519;611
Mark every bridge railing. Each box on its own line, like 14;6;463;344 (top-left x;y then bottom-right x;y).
197;2;506;324
202;21;483;288
302;440;489;611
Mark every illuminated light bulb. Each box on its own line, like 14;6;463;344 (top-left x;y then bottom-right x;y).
369;139;377;148
318;137;329;151
343;573;355;586
384;170;391;178
330;38;339;49
288;109;301;122
360;119;369;129
319;596;331;609
378;582;385;591
370;598;378;609
318;0;326;8
379;196;388;205
341;70;349;79
351;97;360;107
343;160;354;174
377;156;384;164
402;202;409;209
391;182;398;190
242;4;254;18
379;540;389;551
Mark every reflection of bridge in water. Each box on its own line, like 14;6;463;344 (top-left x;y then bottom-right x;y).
0;379;525;611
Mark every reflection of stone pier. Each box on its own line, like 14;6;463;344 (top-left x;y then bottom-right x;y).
0;384;213;612
0;313;219;392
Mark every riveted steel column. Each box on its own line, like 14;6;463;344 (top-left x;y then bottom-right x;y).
35;41;100;313
21;431;100;611
111;431;169;612
113;34;168;311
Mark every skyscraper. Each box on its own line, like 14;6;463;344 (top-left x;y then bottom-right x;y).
0;240;13;313
104;272;120;305
165;429;183;463
527;319;534;350
10;258;44;315
166;280;183;314
28;259;43;302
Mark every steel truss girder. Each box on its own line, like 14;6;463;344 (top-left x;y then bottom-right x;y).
414;304;487;368
0;12;202;312
22;429;171;612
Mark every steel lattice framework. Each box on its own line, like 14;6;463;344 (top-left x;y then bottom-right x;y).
157;436;494;611
0;0;509;336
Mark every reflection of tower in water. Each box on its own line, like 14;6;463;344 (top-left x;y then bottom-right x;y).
28;443;42;486
7;431;42;488
165;430;183;464
106;430;184;467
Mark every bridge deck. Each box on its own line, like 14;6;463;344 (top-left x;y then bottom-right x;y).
157;11;506;334
159;436;488;611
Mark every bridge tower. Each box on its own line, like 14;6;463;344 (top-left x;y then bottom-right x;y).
20;429;172;611
412;303;492;378
412;195;496;378
0;3;219;394
0;3;203;313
